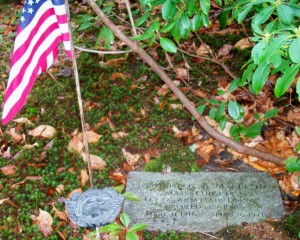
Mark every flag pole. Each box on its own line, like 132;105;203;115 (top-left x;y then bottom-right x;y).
65;0;94;189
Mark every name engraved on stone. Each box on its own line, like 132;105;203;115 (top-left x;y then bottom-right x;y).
124;172;284;232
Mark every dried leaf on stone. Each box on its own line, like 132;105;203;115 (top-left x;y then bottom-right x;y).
1;165;17;175
235;38;252;49
82;153;106;170
122;148;140;166
218;44;232;57
31;209;53;238
68;188;82;199
195;141;215;165
28;125;56;139
80;169;89;187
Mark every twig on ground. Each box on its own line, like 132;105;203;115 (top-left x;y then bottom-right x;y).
75;46;132;55
125;0;137;37
86;0;285;166
46;69;57;82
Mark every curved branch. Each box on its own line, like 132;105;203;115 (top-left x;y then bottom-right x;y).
86;0;285;166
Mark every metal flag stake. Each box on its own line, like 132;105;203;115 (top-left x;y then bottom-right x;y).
64;1;124;239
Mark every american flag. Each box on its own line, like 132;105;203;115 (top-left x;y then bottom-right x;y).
2;0;72;125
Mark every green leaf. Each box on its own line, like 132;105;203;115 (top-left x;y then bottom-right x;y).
123;192;140;201
187;0;196;17
228;100;244;120
160;21;176;33
191;12;203;31
201;13;210;27
285;157;300;172
100;223;124;233
270;53;282;68
277;5;294;25
112;185;124;193
179;13;191;38
129;223;147;232
196;104;206;114
289;38;300;63
252;41;268;64
209;99;221;105
258;35;290;64
243;122;262;138
296;77;300;98
219;116;227;131
101;26;114;44
162;0;176;20
252;6;274;24
264;108;278;119
219;10;228;29
241;63;256;84
237;4;253;24
214;0;222;6
120;213;130;227
215;102;226;121
209;107;216;120
132;32;156;41
160;37;177;53
171;19;181;41
200;0;210;14
126;232;139;240
295;126;300;135
230;123;244;137
135;12;151;27
149;19;160;32
78;22;93;31
252;61;271;93
229;78;241;93
274;63;300;98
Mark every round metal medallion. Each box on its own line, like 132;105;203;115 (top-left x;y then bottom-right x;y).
64;188;124;228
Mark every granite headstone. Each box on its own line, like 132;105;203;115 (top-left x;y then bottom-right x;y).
124;172;284;232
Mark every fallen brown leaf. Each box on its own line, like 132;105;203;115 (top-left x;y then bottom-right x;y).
67;136;83;154
122;148;140;166
0;198;9;205
53;206;68;222
235;38;252;49
80;169;89;187
82;153;106;170
175;67;188;80
28;125;56;139
1;165;17;175
218;44;232;57
111;131;129;139
196;43;212;56
31;209;53;238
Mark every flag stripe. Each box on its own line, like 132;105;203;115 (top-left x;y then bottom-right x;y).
2;0;72;124
2;36;63;124
6;23;62;96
